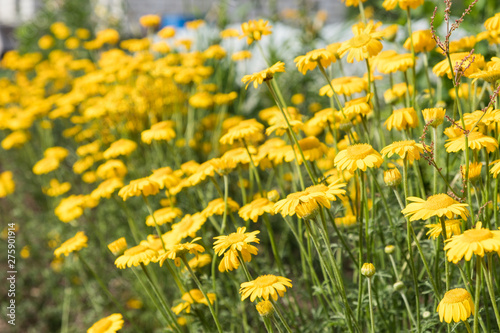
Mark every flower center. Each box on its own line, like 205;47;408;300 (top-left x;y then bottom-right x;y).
254;274;278;287
422;194;455;210
442;288;471;304
346;144;373;160
463;228;492;242
226;233;246;244
351;34;371;48
92;318;112;331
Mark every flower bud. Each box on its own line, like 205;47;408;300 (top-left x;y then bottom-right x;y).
361;263;376;278
384;245;395;254
384;168;402;187
256;300;274;317
393;281;405;292
422;107;446;128
108;237;127;256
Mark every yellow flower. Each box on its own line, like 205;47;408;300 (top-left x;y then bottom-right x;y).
158;26;175;39
108;237;128;256
91;178;124;200
43;179;71;197
38;35;54;49
157;237;205;267
256;300;274;316
87;313;124;333
341;0;367;7
404;30;436;53
376;53;415;74
433;53;485;79
146;207;182;226
185;19;205;30
55;195;86;222
241;62;285;89
240;19;272;44
0;171;15;198
338;23;383;63
384;168;402;187
401;194;469;221
273;181;346;219
238;198;275;222
202;198;240;218
218;249;244;272
220;28;240;39
319;76;367;97
425;219;462;240
204;45;226;59
141;121;176;144
445;130;498;153
291;93;305;105
33;157;60;175
139;14;161;28
172;289;215;315
384;107;419;131
384;82;413;104
334;144;383;173
171;213;207;239
50;22;70;39
461;162;482;182
489;159;500;178
232;50;252;61
96;160;128;179
422;108;446;127
54;231;88;257
118;178;160;201
381;140;424;163
220;119;264;145
213;227;260;256
115;245;158;269
398;0;424;10
240;274;292;302
449;35;476;53
2;131;30;149
184;253;212;271
485;13;500;31
294;49;336;74
103;139;137;159
344;95;372;117
444;222;500;263
437;289;474;323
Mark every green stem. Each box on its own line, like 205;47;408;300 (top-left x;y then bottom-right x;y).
182;257;223;333
483;255;500;329
473;257;482;333
367;278;375;333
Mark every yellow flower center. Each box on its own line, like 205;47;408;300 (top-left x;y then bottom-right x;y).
351;34;371;48
422;194;455;210
226;232;247;244
254;274;278;287
92;317;112;331
346;144;373;160
442;288;471;304
462;228;492;242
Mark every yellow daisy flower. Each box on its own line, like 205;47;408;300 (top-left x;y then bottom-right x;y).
115;245;158;269
96;160;128;179
404;30;436;53
43;179;71;197
172;213;207;239
294;48;336;74
54;231;88;257
220;119;264;145
334;144;383;173
146;207;182;226
240;19;272;45
139;14;161;28
157;237;205;267
241;62;286;89
338;23;384;63
433;52;485;79
172;289;216;315
381;140;424;163
401;194;469;221
437;289;474;323
444;222;500;263
213;227;260;256
425;219;462;240
384;107;419;131
103;139;137;159
240;274;293;302
108;237;128;256
319;76;367;97
118;178;160;201
444;130;498;153
238;198;275;222
422;108;446;127
87;313;124;333
91;178;124;200
141;121;176;144
384;168;402;187
202;198;240;218
0;171;15;198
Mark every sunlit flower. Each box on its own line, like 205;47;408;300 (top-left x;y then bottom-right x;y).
202;198;240;218
444;222;500;263
334;144;383;173
43;179;71;197
115;245;158;269
220;119;264;145
384;168;402;187
294;49;336;74
437;289;473;323
118;178;160;201
433;53;485;79
108;237;128;256
241;62;285;89
404;30;436;53
171;213;207;239
402;194;469;221
87;313;124;333
422;108;446;127
338;23;383;63
141;121;176;144
381;140;424;163
0;171;15;198
103;139;137;159
238;198;275;222
146;207;182;226
240;19;272;44
171;289;216;315
240;274;292;301
319;76;367;97
425;219;462;240
54;231;88;257
445;130;498;153
96;160;127;179
156;237;205;267
384;107;419;131
139;14;161;28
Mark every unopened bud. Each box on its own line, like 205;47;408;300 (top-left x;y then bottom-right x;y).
361;263;376;278
384;245;395;254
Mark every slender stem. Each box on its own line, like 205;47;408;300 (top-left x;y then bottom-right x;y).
182;257;223;333
400;291;417;327
271;300;293;333
367;278;375;333
473;257;482;333
483;255;500;329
